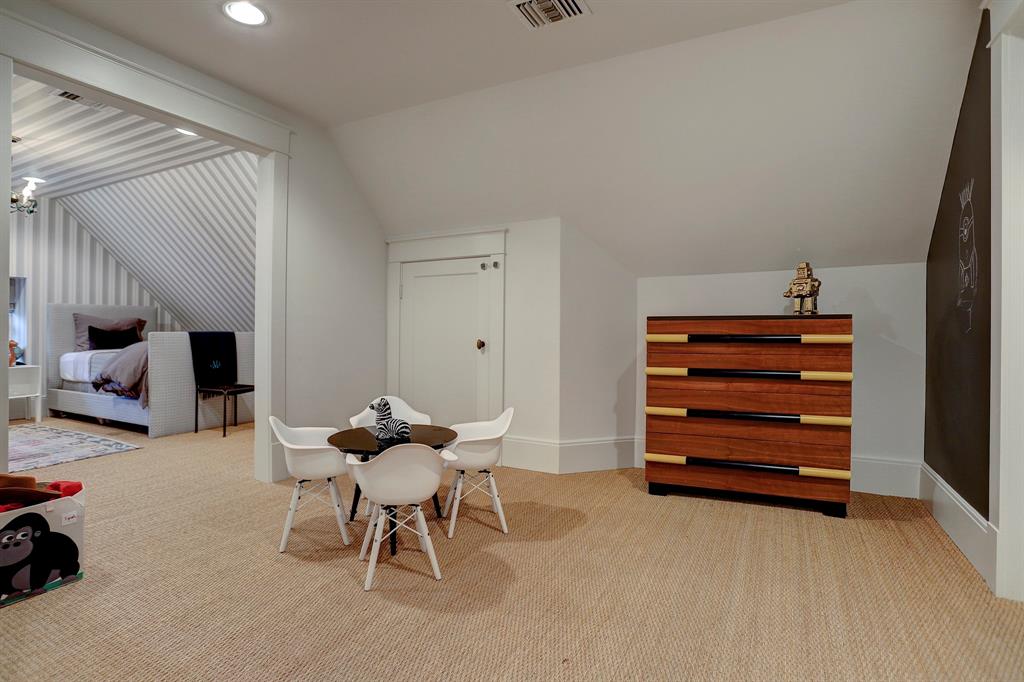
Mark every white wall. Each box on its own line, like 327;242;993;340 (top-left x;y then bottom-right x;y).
558;223;636;472
283;128;387;428
636;262;926;498
501;219;562;472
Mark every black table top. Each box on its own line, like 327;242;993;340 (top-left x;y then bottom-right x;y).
328;424;457;456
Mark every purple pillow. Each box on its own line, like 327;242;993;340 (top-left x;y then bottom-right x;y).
73;314;145;351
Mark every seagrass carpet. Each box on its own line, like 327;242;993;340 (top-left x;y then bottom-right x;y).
3;418;1023;681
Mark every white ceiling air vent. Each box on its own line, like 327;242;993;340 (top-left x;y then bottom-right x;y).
51;89;105;109
509;0;591;30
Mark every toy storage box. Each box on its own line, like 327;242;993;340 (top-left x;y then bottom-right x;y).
0;491;84;608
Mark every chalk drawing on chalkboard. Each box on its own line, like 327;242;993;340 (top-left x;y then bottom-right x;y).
957;178;979;333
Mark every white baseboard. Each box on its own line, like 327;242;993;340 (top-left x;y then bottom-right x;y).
919;462;997;588
502;435;634;474
851;454;921;497
502;436;560;474
558;437;635;473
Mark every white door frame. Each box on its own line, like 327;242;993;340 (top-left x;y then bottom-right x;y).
0;8;290;480
386;230;506;418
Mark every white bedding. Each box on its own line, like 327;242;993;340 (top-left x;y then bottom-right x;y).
59;349;121;383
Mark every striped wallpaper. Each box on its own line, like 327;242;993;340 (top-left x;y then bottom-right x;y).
10;198;183;372
58;151;258;332
11;74;236;198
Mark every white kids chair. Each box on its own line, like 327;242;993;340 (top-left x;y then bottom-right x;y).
349;396;431;428
441;407;514;539
269;416;351;552
346;443;456;591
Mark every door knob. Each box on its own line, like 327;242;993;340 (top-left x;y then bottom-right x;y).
476;339;486;350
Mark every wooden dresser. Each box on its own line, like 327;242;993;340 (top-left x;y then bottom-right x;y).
644;315;853;516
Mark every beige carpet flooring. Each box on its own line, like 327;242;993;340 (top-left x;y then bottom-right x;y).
3;418;1024;681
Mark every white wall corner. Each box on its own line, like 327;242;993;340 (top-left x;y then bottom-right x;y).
501;436;560;474
851;455;921;498
920;463;998;588
558;437;637;474
501;436;638;475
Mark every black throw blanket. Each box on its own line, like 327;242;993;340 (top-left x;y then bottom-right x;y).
188;332;238;388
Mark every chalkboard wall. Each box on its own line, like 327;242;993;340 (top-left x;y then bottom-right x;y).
924;11;991;518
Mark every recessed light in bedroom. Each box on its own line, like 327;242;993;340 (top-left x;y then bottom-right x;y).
175;128;198;136
223;1;269;26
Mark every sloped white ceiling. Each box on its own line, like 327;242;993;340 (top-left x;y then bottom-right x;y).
334;1;980;276
59;152;258;332
11;74;235;197
47;0;844;125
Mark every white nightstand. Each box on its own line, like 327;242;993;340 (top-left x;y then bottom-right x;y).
9;364;42;423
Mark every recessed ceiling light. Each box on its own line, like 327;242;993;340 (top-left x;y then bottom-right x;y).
223;1;268;26
175;128;198;136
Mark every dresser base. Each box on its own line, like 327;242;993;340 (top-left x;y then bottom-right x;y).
647;480;846;518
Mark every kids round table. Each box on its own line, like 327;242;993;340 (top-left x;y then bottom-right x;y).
328;424;457;555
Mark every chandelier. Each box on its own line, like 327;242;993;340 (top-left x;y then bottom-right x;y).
10;177;44;215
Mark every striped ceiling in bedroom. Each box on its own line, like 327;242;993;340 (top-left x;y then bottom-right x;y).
58;151;258;332
11;73;236;197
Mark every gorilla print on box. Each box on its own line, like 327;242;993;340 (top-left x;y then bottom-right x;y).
0;512;80;601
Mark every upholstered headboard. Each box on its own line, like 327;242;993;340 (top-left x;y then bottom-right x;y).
46;304;158;390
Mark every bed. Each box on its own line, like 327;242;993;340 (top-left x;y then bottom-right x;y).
45;303;255;438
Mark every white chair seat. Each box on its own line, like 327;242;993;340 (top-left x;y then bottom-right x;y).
347;443;456;591
269;416;351;552
442;408;514;539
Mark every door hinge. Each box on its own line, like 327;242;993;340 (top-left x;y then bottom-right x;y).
399;282;403;300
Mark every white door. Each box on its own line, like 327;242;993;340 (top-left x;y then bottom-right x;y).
398;256;503;427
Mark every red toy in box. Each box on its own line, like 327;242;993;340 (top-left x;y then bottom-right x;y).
0;474;84;608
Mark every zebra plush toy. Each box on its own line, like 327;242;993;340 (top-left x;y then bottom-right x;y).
370;398;412;442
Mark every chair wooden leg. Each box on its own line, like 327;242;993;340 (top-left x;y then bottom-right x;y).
360;504;379;561
447;472;464;539
364;506;387;591
442;477;456;518
488;473;509;534
279;481;302;552
416;506;442;580
327;478;351;546
415;506;429;553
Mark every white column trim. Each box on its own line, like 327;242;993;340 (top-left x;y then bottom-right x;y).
0;55;12;472
993;33;1024;600
254;152;289;482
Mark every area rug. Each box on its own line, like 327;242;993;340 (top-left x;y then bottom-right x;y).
8;425;139;472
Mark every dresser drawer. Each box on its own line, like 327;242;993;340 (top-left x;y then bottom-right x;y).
646;414;851;447
645;432;850;469
647;374;851;417
645;460;850;503
647;349;852;372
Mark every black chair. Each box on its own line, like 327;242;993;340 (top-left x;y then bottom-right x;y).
190;332;254;437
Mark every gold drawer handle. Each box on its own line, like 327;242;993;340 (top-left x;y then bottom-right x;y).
645;367;852;382
644;453;687;465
